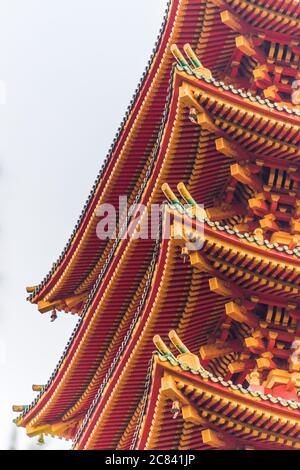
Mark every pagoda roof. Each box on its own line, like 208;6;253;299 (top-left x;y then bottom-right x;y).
179;65;300;119
29;65;300;316
17;66;300;446
137;354;300;450
17;0;300;450
29;0;300;316
29;0;235;314
16;209;300;445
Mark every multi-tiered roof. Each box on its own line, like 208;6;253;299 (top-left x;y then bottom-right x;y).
15;0;300;450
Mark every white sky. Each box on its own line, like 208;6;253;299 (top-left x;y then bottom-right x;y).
0;0;168;449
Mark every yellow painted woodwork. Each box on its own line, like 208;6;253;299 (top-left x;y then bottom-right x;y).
177;352;201;370
153;335;172;357
177;182;194;204
32;385;43;392
201;429;227;449
26;286;37;293
248;196;268;212
225;302;258;328
183;43;200;65
230;164;261;191
182;405;205;425
26;424;52;438
161;183;179;204
259;214;279;231
264;369;300;389
161;373;189;405
169;329;187;352
229;361;248;374
291;218;300;234
37;299;61;314
12;405;26;412
64;294;86;309
170;44;187;66
189;251;212;273
199;341;238;360
220;10;243;33
245;336;264;351
215;137;240;159
256;352;275;371
253;65;272;84
209;277;233;297
179;84;202;111
155;359;300;450
196;112;218;133
235;36;255;56
206;203;246;221
263;85;280;101
50;421;74;436
270;231;297;245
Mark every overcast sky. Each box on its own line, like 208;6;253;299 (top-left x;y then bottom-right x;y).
0;0;168;450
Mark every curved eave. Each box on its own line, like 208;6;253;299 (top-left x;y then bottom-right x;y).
137;356;300;450
72;239;201;449
28;0;245;312
29;0;221;310
17;68;186;431
18;209;300;441
170;210;300;302
20;206;299;448
176;210;300;268
17;65;230;433
28;0;300;311
18;237;164;429
179;69;300;128
18;51;300;445
28;0;177;306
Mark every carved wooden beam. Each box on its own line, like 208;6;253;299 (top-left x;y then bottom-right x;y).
225;301;259;328
182;405;205;425
206;202;246;221
189;251;213;273
235;35;266;64
220;10;252;35
64;294;86;309
290;218;300;235
12;405;26;412
253;65;273;87
248;194;269;215
259;214;280;232
215;137;250;161
228;359;255;374
32;384;44;392
245;335;265;354
25;424;52;438
179;84;202;111
26;286;38;293
201;429;237;450
209;277;244;300
256;352;276;371
196;112;219;133
199;340;242;360
230;163;262;192
263;85;281;102
161;373;189;405
37;299;63;314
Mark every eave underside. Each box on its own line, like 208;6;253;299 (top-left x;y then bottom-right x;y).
137;358;300;450
19;69;300;446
